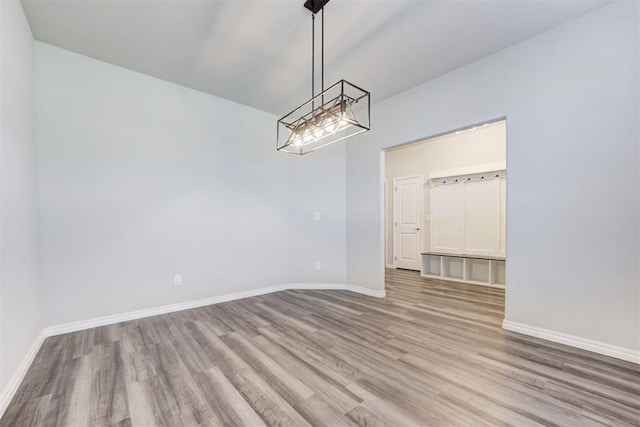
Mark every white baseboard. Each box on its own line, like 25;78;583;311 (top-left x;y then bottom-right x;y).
0;331;46;418
502;320;640;364
286;283;386;299
385;264;396;269
281;283;345;291
345;284;386;298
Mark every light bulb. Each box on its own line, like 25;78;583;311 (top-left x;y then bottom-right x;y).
304;134;313;142
314;129;323;138
324;118;335;133
294;138;303;147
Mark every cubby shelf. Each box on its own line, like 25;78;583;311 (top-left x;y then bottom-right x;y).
421;252;505;289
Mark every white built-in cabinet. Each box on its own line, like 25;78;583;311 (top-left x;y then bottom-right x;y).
422;163;506;288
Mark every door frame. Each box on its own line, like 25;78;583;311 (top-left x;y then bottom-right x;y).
392;174;424;270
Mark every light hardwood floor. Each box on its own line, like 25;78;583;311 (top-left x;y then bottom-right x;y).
2;268;639;426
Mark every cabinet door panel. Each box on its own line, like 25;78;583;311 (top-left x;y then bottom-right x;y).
463;179;500;255
429;184;462;253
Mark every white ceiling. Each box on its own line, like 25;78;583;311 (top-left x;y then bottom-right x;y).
22;0;608;115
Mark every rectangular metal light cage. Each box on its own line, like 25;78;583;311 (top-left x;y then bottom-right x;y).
277;80;370;155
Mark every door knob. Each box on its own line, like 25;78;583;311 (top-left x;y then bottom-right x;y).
414;227;420;231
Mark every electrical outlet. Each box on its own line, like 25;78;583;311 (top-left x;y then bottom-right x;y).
174;274;182;286
315;261;321;270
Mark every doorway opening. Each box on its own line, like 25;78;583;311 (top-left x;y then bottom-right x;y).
384;119;507;289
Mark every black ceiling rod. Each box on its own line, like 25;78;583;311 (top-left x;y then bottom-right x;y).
311;13;315;110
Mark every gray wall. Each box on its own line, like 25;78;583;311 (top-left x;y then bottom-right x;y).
36;44;263;324
347;1;640;352
290;144;347;284
0;0;43;396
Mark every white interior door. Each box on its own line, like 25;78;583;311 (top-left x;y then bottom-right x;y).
394;176;423;270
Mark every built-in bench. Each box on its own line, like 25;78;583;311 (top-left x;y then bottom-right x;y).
421;252;505;289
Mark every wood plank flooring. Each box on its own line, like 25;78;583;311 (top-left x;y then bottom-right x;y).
2;268;639;426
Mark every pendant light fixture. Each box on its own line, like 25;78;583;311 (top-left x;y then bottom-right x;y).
277;0;370;155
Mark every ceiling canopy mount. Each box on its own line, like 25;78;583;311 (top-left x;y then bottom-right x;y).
303;0;330;14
